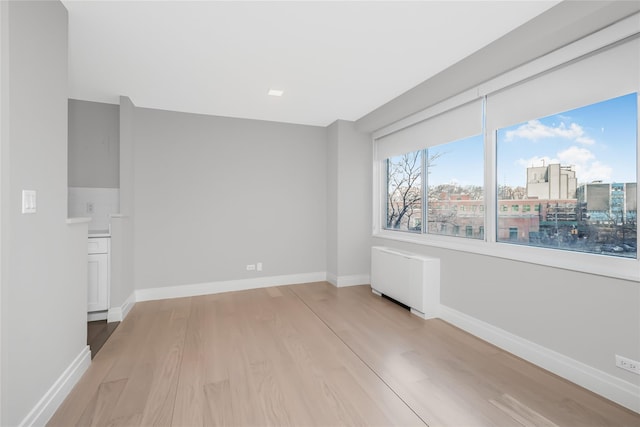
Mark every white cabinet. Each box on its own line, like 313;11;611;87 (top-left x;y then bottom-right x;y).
88;237;109;313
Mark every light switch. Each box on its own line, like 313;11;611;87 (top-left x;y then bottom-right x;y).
22;190;36;214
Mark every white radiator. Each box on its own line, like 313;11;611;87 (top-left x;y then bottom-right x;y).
371;246;440;319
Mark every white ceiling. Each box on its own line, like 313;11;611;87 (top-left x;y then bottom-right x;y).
62;0;560;127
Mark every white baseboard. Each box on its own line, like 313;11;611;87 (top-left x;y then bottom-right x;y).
326;272;338;286
135;272;328;302
107;307;122;323
19;346;91;427
337;274;370;287
87;311;107;321
107;292;136;323
439;304;640;414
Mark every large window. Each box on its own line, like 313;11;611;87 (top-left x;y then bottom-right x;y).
427;135;484;238
384;135;484;238
496;93;637;258
378;99;484;238
374;21;639;279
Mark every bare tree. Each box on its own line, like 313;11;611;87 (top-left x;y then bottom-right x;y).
386;151;446;230
597;200;636;245
387;151;421;230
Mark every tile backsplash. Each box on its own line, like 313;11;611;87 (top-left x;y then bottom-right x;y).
68;187;120;232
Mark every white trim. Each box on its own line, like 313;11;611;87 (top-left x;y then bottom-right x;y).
65;217;91;225
106;308;121;323
107;291;135;323
373;229;640;282
326;272;338;286
87;311;107;322
439;305;640;414
336;274;370;287
372;157;383;236
135;272;327;302
19;346;91;427
326;273;370;287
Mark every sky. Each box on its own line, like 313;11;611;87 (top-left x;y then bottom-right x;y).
396;92;638;191
497;92;637;188
427;134;484;187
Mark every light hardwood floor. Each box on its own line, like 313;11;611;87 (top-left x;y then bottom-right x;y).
49;282;640;426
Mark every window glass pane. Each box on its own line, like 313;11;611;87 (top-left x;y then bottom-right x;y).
465;225;473;237
427;135;484;239
386;151;422;232
496;93;637;258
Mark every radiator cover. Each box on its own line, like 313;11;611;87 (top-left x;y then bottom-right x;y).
371;246;440;319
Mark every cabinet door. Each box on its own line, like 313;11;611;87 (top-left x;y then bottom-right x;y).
88;253;108;312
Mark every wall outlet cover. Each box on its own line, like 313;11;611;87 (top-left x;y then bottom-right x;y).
22;190;37;214
615;355;640;375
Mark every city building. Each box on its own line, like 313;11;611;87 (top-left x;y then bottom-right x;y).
526;163;577;199
577;182;638;225
413;166;639;247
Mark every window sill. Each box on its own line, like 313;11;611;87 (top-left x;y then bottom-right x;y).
373;230;640;283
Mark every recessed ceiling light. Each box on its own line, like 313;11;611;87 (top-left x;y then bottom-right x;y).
268;89;284;97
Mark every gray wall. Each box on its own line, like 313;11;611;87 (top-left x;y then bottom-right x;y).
362;1;640;389
109;96;136;309
327;120;371;282
68;99;120;188
1;1;88;425
326;122;339;278
372;239;640;384
131;107;327;290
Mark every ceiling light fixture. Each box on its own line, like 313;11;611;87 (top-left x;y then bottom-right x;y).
268;89;284;97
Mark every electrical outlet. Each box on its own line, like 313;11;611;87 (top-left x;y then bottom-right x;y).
86;202;95;214
257;262;263;271
615;355;640;375
246;264;256;271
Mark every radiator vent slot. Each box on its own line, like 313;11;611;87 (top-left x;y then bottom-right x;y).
381;294;411;311
371;246;440;319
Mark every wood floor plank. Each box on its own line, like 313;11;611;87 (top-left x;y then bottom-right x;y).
47;301;156;426
170;294;212;426
290;282;640;427
203;379;233;426
169;285;424;426
50;282;640;427
105;298;189;426
75;378;128;427
490;394;559;427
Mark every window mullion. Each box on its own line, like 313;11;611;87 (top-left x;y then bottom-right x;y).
484;96;497;244
422;148;428;234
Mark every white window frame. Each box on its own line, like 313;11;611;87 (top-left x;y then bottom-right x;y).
372;12;640;282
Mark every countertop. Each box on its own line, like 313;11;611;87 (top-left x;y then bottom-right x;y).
89;229;111;238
